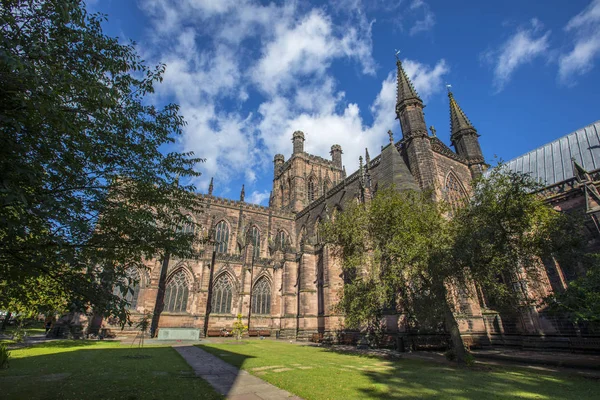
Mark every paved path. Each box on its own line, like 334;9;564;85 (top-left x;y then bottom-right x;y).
174;345;303;400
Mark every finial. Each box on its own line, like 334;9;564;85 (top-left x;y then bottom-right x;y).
240;184;245;202
395;49;401;61
365;148;371;165
388;130;394;144
359;155;364;169
208;177;214;196
446;84;453;95
429;126;436;137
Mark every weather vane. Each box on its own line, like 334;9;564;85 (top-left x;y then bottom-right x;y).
446;83;452;93
394;49;401;60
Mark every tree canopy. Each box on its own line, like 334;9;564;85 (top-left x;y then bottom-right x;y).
324;168;585;363
0;0;204;323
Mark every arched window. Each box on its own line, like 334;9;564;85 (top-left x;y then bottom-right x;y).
215;220;229;253
444;172;468;215
212;274;233;314
179;216;195;235
252;277;271;315
164;270;190;313
113;267;141;309
276;230;287;251
250;226;260;258
323;180;330;194
308;177;316;201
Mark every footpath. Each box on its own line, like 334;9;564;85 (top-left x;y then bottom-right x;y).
174;345;302;400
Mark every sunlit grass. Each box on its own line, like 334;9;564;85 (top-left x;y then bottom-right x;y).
200;341;598;400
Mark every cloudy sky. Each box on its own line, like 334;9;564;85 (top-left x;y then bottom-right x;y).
94;0;600;205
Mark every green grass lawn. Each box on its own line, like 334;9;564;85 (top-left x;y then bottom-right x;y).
200;341;599;400
1;340;223;400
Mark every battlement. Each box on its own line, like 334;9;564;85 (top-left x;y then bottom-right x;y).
197;193;295;219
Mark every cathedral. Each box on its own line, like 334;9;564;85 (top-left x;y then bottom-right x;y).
114;59;600;350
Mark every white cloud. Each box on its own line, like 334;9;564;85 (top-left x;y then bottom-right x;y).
559;0;600;84
485;19;550;91
137;0;447;197
248;190;271;205
403;59;449;99
409;0;436;36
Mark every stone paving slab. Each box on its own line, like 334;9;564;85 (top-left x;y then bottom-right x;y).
174;345;302;400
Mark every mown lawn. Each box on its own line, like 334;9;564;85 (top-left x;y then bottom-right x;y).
200;341;599;400
1;340;222;400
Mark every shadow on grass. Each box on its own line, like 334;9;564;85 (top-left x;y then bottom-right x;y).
201;343;598;400
0;343;223;400
197;343;255;370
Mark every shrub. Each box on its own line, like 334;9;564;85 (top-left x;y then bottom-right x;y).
231;314;248;340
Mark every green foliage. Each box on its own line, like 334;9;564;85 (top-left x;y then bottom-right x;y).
545;255;600;324
232;314;248;340
451;167;585;310
12;326;26;344
0;343;10;369
0;1;204;324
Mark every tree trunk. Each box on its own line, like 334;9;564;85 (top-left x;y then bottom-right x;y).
442;290;468;364
1;312;11;331
150;250;170;338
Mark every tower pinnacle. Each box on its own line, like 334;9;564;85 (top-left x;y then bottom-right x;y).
395;58;422;116
448;90;476;138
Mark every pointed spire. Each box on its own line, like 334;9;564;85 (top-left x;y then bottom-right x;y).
365;148;371;166
240;184;245;202
208;177;214;196
396;58;422;108
448;89;476;138
388;130;394;145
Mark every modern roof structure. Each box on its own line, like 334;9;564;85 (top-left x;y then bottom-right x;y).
501;121;600;187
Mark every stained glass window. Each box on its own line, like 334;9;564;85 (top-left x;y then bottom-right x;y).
308;178;316;201
250;226;260;258
212;274;233;314
164;270;190;313
113;267;141;309
445;172;467;215
215;221;229;253
276;230;287;251
251;278;271;315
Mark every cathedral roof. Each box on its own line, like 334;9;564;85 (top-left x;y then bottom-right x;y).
500;121;600;187
380;142;420;191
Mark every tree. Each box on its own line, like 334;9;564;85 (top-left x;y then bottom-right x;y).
324;169;584;364
0;0;204;324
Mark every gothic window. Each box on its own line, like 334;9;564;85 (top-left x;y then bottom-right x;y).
323;180;330;194
277;230;287;251
308;177;316;201
113;267;141;310
250;226;260;258
288;177;292;204
212;274;233;314
179;216;195;235
280;184;284;207
164;270;190;313
444;172;468;215
251;277;271;315
215;220;229;253
315;218;322;244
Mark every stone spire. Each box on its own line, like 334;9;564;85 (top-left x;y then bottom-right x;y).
240;184;245;202
365;148;371;166
447;89;486;179
448;89;476;138
395;59;422;114
208;177;214;196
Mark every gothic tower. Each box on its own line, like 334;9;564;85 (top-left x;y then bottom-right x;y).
448;90;486;179
395;59;437;190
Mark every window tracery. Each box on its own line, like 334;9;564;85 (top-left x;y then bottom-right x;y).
444;172;468;215
212;274;233;314
164;270;190;313
251;277;271;315
215;220;229;253
113;267;141;310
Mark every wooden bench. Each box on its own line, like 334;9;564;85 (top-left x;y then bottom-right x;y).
248;329;271;337
207;329;231;337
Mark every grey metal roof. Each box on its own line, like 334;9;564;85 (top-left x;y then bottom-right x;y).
500;121;600;187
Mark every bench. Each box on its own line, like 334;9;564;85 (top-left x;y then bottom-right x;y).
338;332;359;345
248;329;271;337
311;333;324;343
207;329;231;337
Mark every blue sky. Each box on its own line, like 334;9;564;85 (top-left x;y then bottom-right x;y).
92;0;600;205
